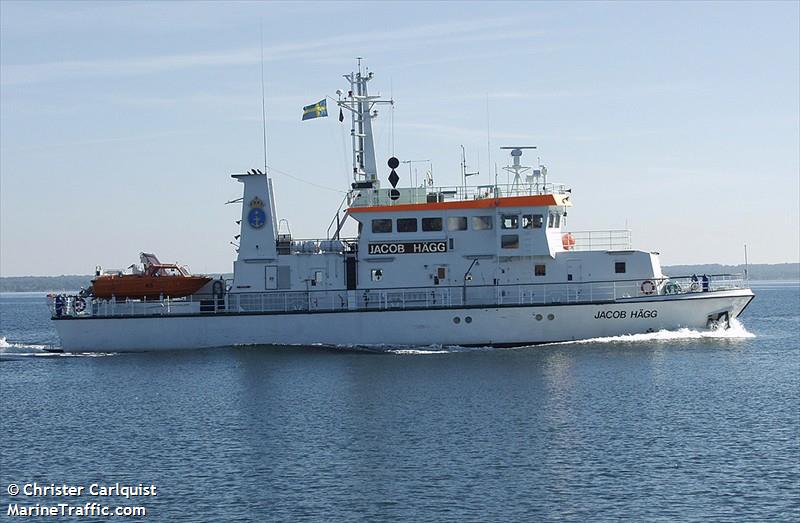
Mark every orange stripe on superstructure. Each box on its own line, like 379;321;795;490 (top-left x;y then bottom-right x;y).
347;194;560;214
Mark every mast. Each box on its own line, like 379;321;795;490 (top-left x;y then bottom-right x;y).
501;146;536;194
338;59;393;186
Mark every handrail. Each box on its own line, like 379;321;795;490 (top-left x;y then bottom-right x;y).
565;230;632;251
205;273;747;296
347;181;571;208
325;194;350;240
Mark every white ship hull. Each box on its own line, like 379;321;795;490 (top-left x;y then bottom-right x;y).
53;289;753;352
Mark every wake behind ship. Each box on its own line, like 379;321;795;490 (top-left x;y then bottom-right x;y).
50;62;754;352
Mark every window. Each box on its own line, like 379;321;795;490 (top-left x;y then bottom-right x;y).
615;262;626;274
548;213;555;228
522;214;533;229
501;234;519;249
422;217;443;232
397;218;417;232
535;264;546;276
448;216;468;231
372;219;392;233
472;216;493;230
554;213;561;228
371;269;383;282
501;214;519;229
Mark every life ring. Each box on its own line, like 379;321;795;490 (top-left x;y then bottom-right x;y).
690;282;700;292
640;280;656;295
561;233;576;251
73;297;86;313
664;281;681;295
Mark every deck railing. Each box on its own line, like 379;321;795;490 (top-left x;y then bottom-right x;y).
566;230;632;251
50;274;747;319
348;182;570;208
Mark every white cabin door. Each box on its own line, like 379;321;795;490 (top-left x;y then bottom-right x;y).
265;266;278;290
566;260;582;303
566;260;582;282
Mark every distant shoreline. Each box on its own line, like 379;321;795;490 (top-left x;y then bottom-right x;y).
1;263;797;293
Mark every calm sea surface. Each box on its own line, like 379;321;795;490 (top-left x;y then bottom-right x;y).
1;283;798;521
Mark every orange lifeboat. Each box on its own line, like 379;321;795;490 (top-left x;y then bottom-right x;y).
91;253;211;300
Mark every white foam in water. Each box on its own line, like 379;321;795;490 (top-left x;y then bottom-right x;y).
388;319;755;354
0;336;50;352
389;348;451;355
549;318;755;346
0;336;115;357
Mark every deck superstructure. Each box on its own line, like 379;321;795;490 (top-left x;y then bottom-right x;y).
50;62;753;352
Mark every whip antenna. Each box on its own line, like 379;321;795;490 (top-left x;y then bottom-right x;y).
260;24;269;174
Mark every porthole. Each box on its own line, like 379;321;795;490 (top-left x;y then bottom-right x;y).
453;317;461;324
547;313;555;321
465;316;472;323
535;314;543;321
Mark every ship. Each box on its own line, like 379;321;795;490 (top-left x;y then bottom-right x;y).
50;62;754;352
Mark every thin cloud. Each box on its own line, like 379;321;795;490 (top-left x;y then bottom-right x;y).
399;122;540;143
1;16;540;86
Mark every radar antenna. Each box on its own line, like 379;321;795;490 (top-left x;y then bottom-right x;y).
500;146;540;194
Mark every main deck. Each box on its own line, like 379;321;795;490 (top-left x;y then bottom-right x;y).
51;274;746;320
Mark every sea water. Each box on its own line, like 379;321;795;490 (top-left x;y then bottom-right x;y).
1;283;798;521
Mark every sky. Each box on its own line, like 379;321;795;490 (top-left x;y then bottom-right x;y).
1;0;798;276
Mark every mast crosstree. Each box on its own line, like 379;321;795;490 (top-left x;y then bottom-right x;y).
337;58;394;186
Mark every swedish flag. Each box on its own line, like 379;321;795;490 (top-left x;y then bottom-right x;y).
302;99;328;121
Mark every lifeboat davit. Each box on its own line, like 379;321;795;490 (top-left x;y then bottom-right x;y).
91;252;211;300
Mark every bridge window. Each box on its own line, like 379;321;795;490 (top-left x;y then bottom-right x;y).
535;264;546;276
397;218;418;232
372;219;392;233
447;216;468;231
615;262;626;274
472;216;493;230
422;217;443;232
524;214;543;229
501;234;519;249
501;214;518;229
